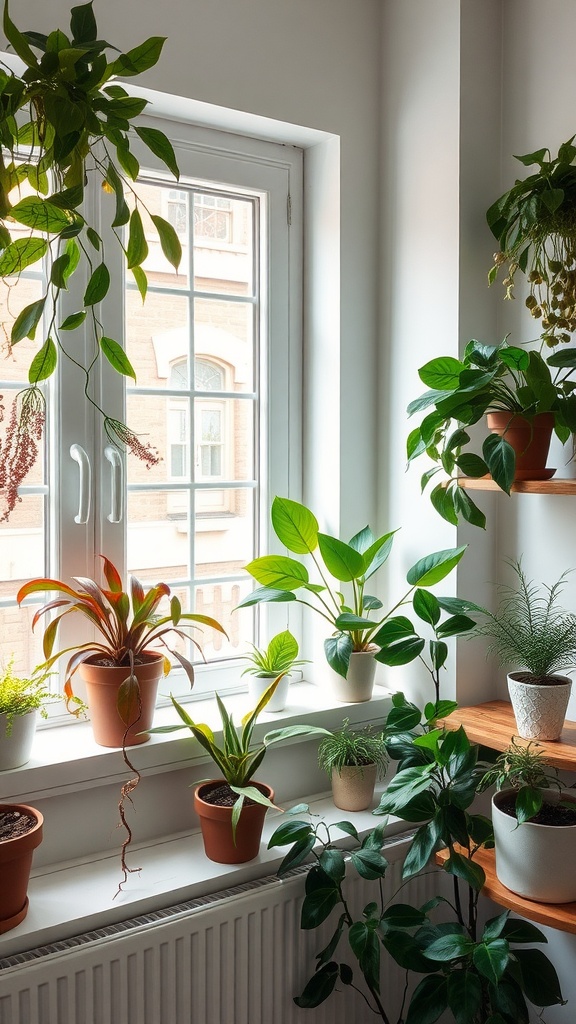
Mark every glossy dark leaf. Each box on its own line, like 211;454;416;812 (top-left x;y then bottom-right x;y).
512;948;565;1006
301;884;341;930
316;914;346;967
11;297;45;343
473;939;509;986
110;36;166;77
482;433;515;494
294;962;339;1008
84;263;110;305
134;124;179;178
406;546;467;587
349;847;388;880
324;632;353;677
447;970;483;1024
267;819;312;849
413;588;440;626
319;848;346;883
276;835;315;876
348;922;380;992
60;310;87;331
126;208;148;269
405;975;448;1024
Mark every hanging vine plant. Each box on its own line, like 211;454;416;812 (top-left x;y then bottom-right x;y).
0;1;182;520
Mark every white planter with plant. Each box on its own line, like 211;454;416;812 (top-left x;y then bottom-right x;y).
473;562;576;740
240;630;307;712
0;660;56;771
479;740;576;903
317;719;388;811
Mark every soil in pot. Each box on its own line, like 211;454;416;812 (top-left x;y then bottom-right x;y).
0;807;38;840
194;779;273;865
497;792;576;827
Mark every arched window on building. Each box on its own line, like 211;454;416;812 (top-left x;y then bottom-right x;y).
168;357;229;512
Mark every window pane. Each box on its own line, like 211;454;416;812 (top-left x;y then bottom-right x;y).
126;290;190;387
195;297;254;393
126;180;190;288
0;495;47;673
0;276;45;382
195;488;254;572
194;195;254;297
127;489;190;583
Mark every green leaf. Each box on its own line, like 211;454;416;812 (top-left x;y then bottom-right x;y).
349;848;388;880
372;615;416;647
0;238;48;276
318;533;364;582
60;310;87;331
405;975;448;1024
270;496;319;553
234;585;296;608
447;971;483;1024
413;589;440;626
430;483;459;527
84;263;110;305
110;37;167;77
453;485;487;529
376;765;435;815
86;227;101;250
276;834;315;875
500;918;547;944
131;265;148;302
406;546;467;587
319;848;346;883
10;196;71;234
244;554;308;591
443;850;485;891
294;962;339;1009
302;874;340;929
134;124;180;179
425;932;474;961
100;337;137;380
70;2;97;43
11;297;45;343
348;922;380;992
473;940;509;985
402;817;443;879
51;253;71;289
375;636;425;666
151;214;182;271
28;337;57;383
126;208;149;269
456;453;489;477
324;632;353;677
316;915;347;967
419;356;464;390
482;433;515;494
436;613;476;638
334;613;374;632
381;904;426;929
105;161;130;228
3;1;38;65
333;820;359;839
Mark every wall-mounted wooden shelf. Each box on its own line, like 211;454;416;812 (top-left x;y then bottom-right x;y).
443;700;576;771
454;477;576;495
435;846;576;935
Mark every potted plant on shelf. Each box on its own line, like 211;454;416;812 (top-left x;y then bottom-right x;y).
240;629;308;712
406;338;576;528
0;1;183;522
0;803;43;934
0;657;59;771
149;678;329;864
478;738;576;903
317;718;388;811
238;496;471;702
472;561;576;741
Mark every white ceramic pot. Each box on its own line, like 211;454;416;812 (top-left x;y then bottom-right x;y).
492;788;576;903
0;710;37;772
331;763;377;811
329;650;377;703
247;673;290;712
507;671;572;741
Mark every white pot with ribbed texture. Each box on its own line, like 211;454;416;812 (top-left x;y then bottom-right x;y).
507;672;572;741
492;788;576;903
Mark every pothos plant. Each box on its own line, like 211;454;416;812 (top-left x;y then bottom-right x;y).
0;1;182;520
270;695;565;1023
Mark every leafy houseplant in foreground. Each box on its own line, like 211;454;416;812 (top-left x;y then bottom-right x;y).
240;629;308;711
239;496;471;696
149;679;330;864
407;338;576;528
0;657;57;770
269;695;565;1022
0;1;183;521
478;739;576;904
317;718;388;811
472;561;576;740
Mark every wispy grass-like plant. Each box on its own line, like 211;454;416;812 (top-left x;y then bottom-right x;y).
317;718;388;778
473;562;576;680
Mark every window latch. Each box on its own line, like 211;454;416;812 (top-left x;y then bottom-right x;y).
104;445;124;524
69;443;92;525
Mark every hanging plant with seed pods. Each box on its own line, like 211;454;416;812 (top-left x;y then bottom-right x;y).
0;1;182;520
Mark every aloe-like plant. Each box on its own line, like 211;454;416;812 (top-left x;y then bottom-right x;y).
238;496;470;680
0;1;182;520
240;629;308;677
149;678;330;834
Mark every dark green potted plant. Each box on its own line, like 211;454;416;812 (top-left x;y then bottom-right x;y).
240;629;308;711
238;496;470;699
317;718;388;811
0;1;182;520
407;338;576;527
149;679;329;864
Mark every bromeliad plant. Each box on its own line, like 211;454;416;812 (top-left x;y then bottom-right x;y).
238;496;472;679
0;1;183;520
407;338;576;528
269;695;565;1023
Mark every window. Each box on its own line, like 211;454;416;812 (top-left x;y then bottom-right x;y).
3;121;303;705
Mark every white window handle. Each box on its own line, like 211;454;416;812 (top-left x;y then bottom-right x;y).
104;445;124;524
69;443;92;525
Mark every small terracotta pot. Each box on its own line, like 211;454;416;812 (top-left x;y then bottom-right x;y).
0;709;37;771
331;763;377;811
507;671;572;741
79;652;164;748
194;780;274;864
329;650;377;703
0;803;43;933
486;411;555;480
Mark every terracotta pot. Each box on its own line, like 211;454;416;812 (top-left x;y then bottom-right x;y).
79;652;164;748
329;650;377;703
247;673;290;712
331;763;377;811
0;803;43;933
507;671;572;741
486;411;555;481
194;780;274;864
492;789;576;903
0;709;37;771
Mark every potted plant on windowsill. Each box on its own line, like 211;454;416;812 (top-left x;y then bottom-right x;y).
0;657;60;770
472;561;576;741
238;496;470;702
0;803;43;933
478;738;576;903
0;1;183;522
407;338;576;529
317;718;388;811
240;629;308;712
149;678;330;864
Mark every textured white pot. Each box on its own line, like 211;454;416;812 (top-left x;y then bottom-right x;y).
331;763;377;811
329;650;377;703
247;673;290;712
492;789;576;903
0;710;37;771
507;672;572;741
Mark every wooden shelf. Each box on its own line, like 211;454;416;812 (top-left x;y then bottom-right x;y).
443;700;576;771
435;846;576;935
455;477;576;494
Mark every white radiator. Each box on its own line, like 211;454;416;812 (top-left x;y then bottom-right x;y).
0;834;444;1024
